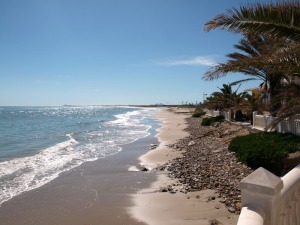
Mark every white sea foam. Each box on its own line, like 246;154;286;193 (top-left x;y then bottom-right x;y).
0;134;80;205
0;107;155;207
108;109;153;144
108;110;141;126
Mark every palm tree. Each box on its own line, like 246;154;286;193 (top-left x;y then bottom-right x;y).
204;92;224;110
268;83;300;128
245;92;260;109
203;34;288;113
204;0;300;124
204;83;239;110
204;1;300;74
205;83;255;121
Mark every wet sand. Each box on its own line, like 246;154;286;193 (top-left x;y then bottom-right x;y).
130;108;238;225
0;117;159;225
0;107;239;225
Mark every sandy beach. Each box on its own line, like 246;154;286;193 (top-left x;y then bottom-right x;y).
130;107;239;225
0;107;241;225
0;117;160;225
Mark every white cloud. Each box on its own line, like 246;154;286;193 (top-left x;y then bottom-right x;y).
156;56;217;67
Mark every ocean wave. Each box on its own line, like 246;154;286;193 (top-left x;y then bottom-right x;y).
108;110;142;126
0;134;80;206
0;107;156;206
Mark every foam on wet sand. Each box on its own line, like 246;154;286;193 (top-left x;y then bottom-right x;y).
130;107;239;225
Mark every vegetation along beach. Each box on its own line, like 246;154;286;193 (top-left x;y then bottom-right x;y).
1;0;300;225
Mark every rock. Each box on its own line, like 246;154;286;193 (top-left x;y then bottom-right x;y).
165;117;253;214
159;187;168;192
139;165;149;171
212;149;221;153
228;207;236;213
223;130;232;136
173;144;179;149
213;122;220;127
235;203;241;211
188;141;195;146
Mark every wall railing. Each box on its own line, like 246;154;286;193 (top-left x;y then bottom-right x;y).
253;112;300;136
237;164;300;225
204;109;220;117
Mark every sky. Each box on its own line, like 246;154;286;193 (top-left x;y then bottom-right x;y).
0;0;270;106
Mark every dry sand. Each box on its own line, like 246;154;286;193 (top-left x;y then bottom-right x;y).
0;107;239;225
138;108;189;169
0;128;159;225
130;107;239;225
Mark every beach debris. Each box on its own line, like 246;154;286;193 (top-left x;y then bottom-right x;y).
158;185;178;194
138;164;149;171
149;144;158;150
210;219;223;225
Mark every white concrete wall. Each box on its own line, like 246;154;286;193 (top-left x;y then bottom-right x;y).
253;112;300;136
204;109;220;117
220;111;231;121
237;164;300;225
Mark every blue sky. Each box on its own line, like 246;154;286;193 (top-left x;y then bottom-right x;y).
0;0;269;106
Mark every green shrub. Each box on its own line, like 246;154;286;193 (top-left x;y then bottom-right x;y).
192;111;206;118
213;115;225;122
201;117;212;126
229;132;300;175
201;115;225;126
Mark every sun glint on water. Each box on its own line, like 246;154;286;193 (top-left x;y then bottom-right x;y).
0;106;155;206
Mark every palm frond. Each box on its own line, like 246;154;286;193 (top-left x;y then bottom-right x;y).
230;78;257;86
202;58;268;81
266;83;300;128
204;1;300;41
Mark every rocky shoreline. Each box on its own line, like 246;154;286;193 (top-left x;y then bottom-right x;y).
158;116;254;214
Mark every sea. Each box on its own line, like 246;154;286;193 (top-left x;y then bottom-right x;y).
0;106;157;206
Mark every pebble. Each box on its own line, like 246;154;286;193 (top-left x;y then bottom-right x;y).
228;207;236;213
165;117;253;213
159;187;168;192
188;141;195;146
139;165;149;171
210;219;223;225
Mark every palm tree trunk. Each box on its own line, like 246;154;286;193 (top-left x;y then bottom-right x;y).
269;85;281;116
